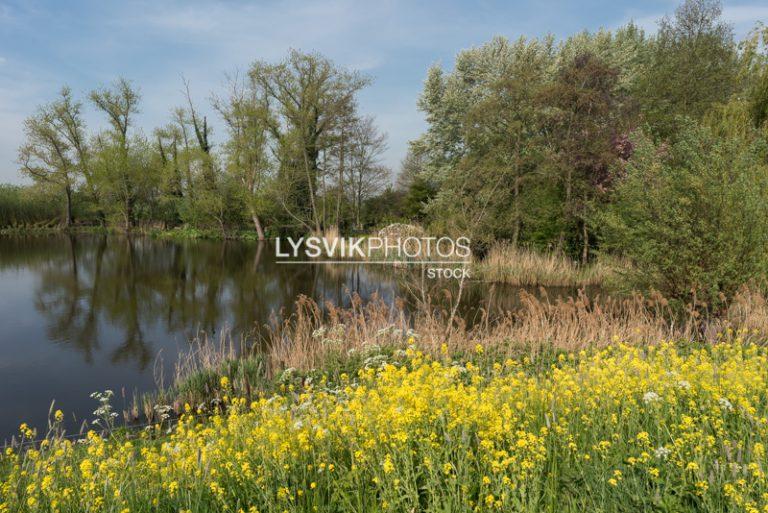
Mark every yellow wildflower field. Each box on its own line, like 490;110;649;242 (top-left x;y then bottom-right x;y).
2;342;768;512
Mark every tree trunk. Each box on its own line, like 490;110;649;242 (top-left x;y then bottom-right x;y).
512;175;520;247
336;129;344;226
125;196;135;231
581;191;589;264
64;182;74;228
251;208;266;241
558;165;572;252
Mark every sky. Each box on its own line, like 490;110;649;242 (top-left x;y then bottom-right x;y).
0;0;767;184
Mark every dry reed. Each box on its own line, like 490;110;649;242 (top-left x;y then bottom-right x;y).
472;243;620;287
140;286;768;421
264;287;768;372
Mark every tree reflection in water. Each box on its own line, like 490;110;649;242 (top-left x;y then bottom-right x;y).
0;234;569;439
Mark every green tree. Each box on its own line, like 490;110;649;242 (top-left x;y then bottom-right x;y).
636;0;739;138
89;78;142;229
600;121;768;307
18;99;78;226
540;52;630;262
249;50;369;233
213;73;272;239
415;36;555;246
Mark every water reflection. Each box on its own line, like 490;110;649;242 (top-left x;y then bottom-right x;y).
0;234;576;440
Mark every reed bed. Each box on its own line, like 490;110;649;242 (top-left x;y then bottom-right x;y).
472;243;620;286
264;287;768;376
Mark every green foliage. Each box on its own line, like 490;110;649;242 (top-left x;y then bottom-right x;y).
600;121;768;307
0;184;61;228
635;0;739;138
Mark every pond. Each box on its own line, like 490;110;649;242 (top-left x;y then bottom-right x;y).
0;234;573;441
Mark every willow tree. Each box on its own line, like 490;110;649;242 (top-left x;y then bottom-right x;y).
90;78;141;229
413;36;556;245
53;87;103;223
249;50;369;233
637;0;739;137
213;73;271;240
18;95;79;226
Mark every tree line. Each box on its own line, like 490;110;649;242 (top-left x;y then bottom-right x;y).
11;51;393;238
405;0;768;305
6;0;768;305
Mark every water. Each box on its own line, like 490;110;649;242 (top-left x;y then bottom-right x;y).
0;234;567;441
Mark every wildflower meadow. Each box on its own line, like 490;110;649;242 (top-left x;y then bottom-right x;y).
3;341;768;512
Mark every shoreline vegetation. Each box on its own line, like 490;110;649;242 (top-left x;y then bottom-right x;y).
96;285;768;427
4;291;768;511
0;225;624;289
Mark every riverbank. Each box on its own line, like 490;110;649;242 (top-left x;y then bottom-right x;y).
0;224;264;241
129;287;768;423
3;338;768;512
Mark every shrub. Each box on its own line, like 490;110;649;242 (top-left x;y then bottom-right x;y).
600;122;768;308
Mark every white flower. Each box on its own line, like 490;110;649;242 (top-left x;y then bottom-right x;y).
677;380;691;390
654;446;670;459
363;354;388;368
718;397;733;411
393;349;408;359
643;391;661;405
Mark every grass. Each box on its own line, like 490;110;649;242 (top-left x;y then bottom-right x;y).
471;243;622;287
4;341;768;512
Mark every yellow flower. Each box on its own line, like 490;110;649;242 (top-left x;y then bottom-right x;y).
383;454;394;474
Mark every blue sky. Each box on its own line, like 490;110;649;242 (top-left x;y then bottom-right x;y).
0;0;766;184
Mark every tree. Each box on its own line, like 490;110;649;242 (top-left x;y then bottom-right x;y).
541;52;630;262
346;117;389;230
213;72;272;239
153;123;184;227
18;95;79;226
600;121;768;308
249;50;370;233
637;0;739;137
396;148;434;222
415;36;556;246
182;78;216;189
52;87;104;224
89;78;142;229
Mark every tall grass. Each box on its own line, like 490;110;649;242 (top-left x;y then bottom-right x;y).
152;286;768;415
265;287;768;372
0;184;61;229
472;243;621;287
